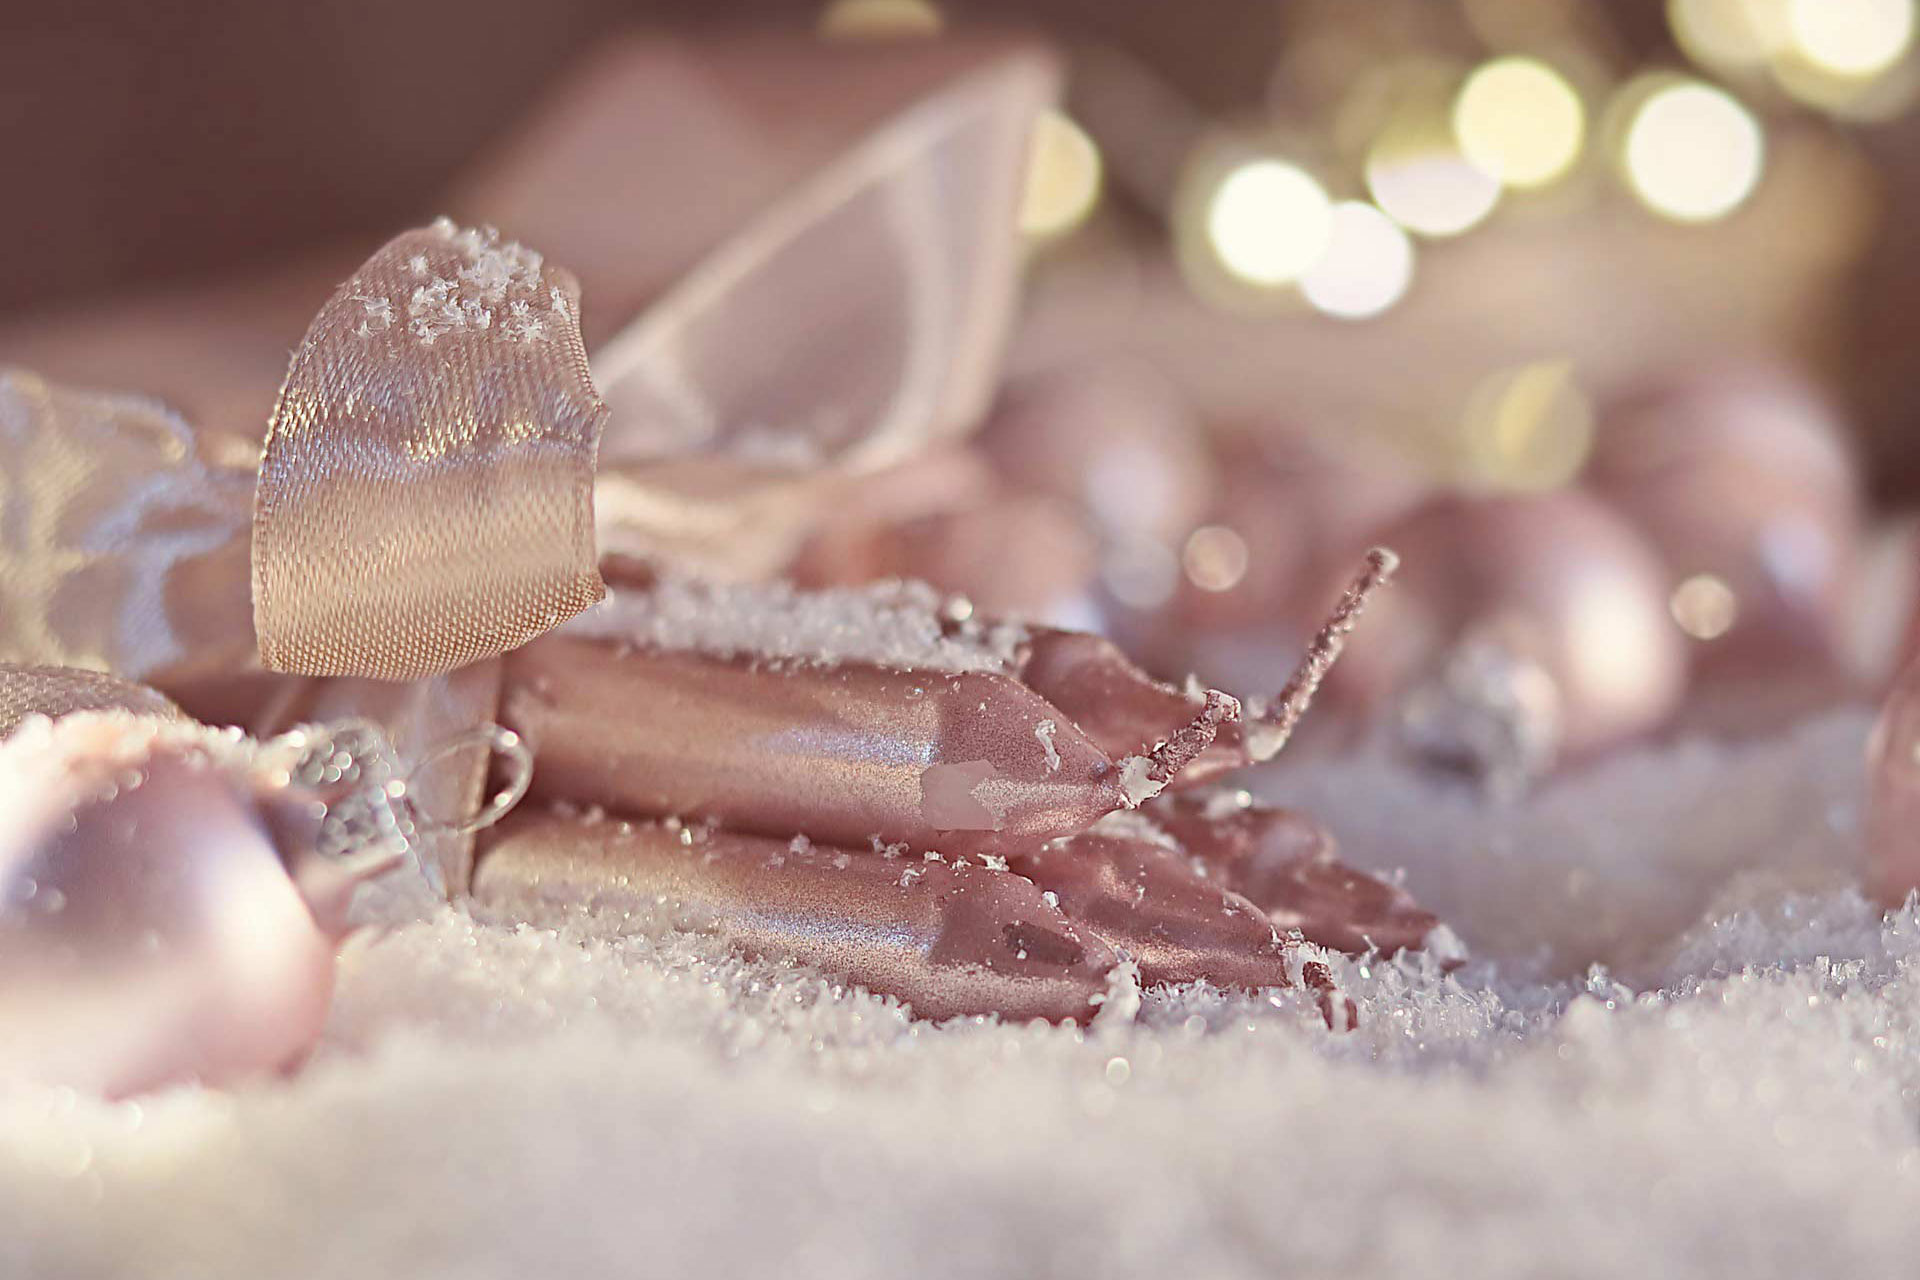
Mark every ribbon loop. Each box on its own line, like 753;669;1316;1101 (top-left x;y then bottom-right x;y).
253;219;608;681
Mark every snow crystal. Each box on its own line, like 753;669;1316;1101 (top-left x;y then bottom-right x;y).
0;710;258;816
1115;754;1162;807
1034;718;1061;773
567;575;1028;673
360;219;562;347
1084;808;1183;850
351;295;394;338
12;704;1920;1280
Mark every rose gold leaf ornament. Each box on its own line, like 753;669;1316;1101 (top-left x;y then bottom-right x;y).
0;687;530;1095
1004;815;1347;1019
473;811;1118;1024
1016;550;1400;781
481;557;1413;1021
500;584;1240;859
1149;789;1449;963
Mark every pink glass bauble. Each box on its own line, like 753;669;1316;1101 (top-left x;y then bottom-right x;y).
1590;366;1864;681
977;361;1217;548
1338;492;1687;782
794;489;1100;622
0;716;366;1096
1846;513;1920;692
1123;429;1426;694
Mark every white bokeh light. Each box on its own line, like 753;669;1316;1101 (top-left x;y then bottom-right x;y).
1204;159;1335;287
1300;201;1416;320
1623;82;1765;222
1019;110;1103;239
1453;57;1587;189
1788;0;1914;77
1366;132;1502;238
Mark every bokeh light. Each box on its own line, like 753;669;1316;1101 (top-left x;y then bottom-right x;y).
1182;525;1252;593
1787;0;1914;77
1458;359;1595;492
1772;50;1920;119
1366;112;1502;238
1019;110;1103;240
1669;0;1793;71
1453;57;1587;189
1204;159;1335;287
1622;81;1765;222
1102;535;1182;610
1299;200;1416;320
816;0;943;38
1670;573;1741;639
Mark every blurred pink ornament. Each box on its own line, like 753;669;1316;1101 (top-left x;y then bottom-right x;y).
793;360;1218;622
794;485;1100;622
1846;513;1920;691
1128;428;1426;694
1341;492;1687;786
977;361;1217;548
0;713;419;1096
1589;365;1865;682
1869;655;1920;906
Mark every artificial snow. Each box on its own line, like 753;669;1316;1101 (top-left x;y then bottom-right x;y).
6;706;1917;1279
1116;753;1163;807
355;218;558;345
1034;718;1061;773
571;575;1029;672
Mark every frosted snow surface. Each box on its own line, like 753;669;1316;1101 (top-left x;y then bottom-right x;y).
568;575;1028;672
10;706;1920;1279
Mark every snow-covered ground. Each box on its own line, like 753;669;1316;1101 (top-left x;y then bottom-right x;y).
7;708;1916;1279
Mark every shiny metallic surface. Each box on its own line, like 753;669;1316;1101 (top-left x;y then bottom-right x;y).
1395;638;1564;793
1151;791;1444;960
472;810;1118;1023
1007;824;1303;993
502;635;1132;856
1016;627;1252;784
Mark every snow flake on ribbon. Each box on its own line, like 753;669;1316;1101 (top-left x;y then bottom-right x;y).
353;218;570;345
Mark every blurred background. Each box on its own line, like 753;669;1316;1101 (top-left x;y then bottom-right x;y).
6;0;1920;789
